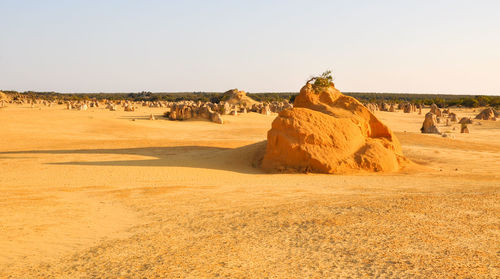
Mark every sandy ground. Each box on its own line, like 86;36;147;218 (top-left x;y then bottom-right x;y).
0;103;499;278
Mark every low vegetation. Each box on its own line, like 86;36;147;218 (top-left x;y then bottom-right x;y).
2;90;499;108
307;70;334;91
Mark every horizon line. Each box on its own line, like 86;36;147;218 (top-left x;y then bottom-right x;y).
3;90;499;97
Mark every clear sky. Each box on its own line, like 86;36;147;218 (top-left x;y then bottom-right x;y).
1;0;499;95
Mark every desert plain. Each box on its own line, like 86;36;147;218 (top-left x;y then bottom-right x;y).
0;103;499;278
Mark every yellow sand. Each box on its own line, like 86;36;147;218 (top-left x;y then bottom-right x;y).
0;103;499;278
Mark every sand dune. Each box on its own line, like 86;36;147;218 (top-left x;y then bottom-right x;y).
0;104;499;278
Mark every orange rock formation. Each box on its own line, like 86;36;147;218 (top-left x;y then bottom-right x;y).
261;82;406;174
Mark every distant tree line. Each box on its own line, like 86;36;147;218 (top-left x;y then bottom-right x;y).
2;90;499;108
344;92;500;108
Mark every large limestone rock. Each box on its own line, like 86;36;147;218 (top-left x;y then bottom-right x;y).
475;108;498;120
459;117;472;124
430;104;442;117
461;123;469;133
210;112;224;124
260;82;406;174
421;112;441;134
222;89;259;108
0;91;8;101
124;104;135;112
448;112;458;122
261;104;271;115
403;103;411;113
0;92;6;107
165;102;224;124
366;103;378;113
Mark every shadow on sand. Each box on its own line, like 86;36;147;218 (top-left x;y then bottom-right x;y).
0;142;268;174
119;115;167;120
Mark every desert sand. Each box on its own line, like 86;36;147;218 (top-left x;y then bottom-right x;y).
0;103;499;278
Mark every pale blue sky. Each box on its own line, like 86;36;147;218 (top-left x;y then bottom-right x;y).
1;0;499;94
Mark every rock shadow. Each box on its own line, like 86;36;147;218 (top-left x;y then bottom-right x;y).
0;142;268;174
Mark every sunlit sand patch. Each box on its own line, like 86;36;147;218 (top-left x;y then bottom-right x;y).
0;101;499;277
